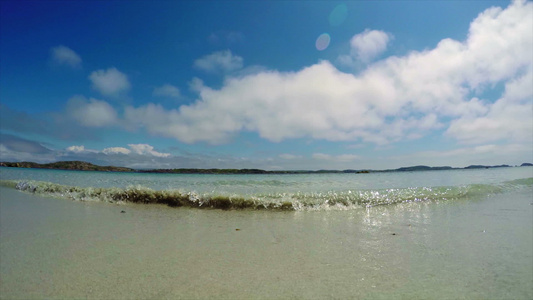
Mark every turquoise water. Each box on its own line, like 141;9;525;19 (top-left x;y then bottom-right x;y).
1;166;532;210
1;166;531;192
0;167;532;298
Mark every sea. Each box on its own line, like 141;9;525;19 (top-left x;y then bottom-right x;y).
0;166;532;299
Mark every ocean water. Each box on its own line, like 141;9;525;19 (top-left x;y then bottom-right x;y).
1;166;532;210
0;166;532;299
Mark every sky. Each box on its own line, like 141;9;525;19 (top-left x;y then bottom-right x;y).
0;0;532;170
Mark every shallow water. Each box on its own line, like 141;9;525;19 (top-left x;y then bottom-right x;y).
0;168;533;299
1;172;532;298
1;167;532;211
1;166;532;193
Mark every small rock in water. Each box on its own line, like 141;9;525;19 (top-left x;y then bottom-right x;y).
235;228;240;231
391;233;397;236
120;210;126;213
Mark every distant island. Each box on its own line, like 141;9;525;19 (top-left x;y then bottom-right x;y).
1;160;532;174
0;161;134;172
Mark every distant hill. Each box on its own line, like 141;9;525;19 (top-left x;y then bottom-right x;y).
465;164;510;169
521;163;533;167
0;161;134;172
394;165;453;172
0;160;525;174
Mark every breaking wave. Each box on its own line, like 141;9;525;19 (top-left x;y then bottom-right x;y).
1;177;530;211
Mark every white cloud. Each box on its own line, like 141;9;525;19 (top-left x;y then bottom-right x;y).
153;84;181;98
502;69;533;102
338;29;392;66
188;77;205;92
194;50;243;73
110;1;532;150
446;63;532;145
66;145;86;153
127;144;170;158
351;29;392;62
66;145;99;154
50;45;82;68
66;96;118;127
67;144;170;158
124;60;442;144
446;95;533;144
102;147;131;155
89;67;130;96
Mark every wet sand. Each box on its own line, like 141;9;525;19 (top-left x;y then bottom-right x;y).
1;186;532;299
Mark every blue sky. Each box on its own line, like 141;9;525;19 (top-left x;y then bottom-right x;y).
1;0;531;170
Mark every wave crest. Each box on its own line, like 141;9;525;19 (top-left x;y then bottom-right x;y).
1;178;530;211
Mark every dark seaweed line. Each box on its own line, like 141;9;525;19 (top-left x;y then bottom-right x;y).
12;181;295;210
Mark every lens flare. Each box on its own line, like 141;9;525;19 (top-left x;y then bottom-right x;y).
329;3;348;27
315;33;331;51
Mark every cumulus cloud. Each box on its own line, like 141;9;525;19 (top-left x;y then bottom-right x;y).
338;29;392;66
102;147;131;155
124;60;441;144
153;84;181;98
352;30;392;62
66;96;118;127
102;1;533;149
50;45;82;68
66;143;170;158
66;145;99;154
128;144;170;157
89;67;131;96
194;50;243;73
446;80;533;144
66;145;86;153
